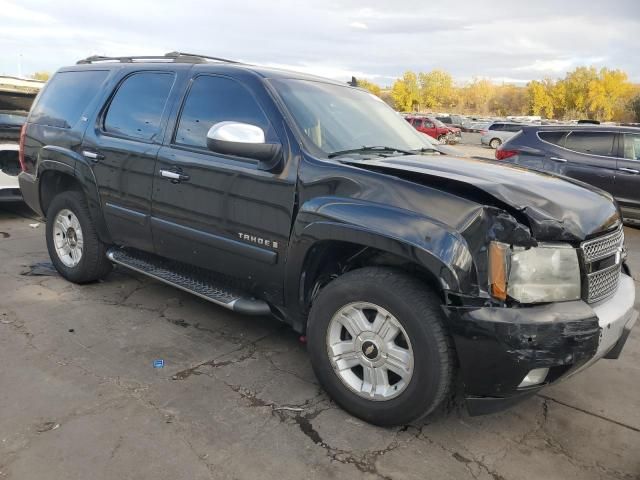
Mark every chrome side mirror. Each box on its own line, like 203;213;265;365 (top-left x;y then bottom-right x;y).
206;122;282;170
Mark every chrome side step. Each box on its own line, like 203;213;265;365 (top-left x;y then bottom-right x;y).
106;247;271;316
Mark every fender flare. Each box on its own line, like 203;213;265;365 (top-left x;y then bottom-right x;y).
284;198;477;317
36;146;112;244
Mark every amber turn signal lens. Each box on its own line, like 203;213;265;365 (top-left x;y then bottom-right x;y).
489;242;509;301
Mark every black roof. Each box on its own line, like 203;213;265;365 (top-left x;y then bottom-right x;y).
69;51;347;86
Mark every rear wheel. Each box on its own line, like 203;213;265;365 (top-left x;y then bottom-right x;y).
46;191;112;283
489;138;502;149
307;267;454;426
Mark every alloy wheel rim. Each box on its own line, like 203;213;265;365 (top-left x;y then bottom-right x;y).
326;302;414;401
53;209;84;268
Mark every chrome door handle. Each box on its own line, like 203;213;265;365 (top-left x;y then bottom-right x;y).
618;167;639;174
82;150;104;162
549;156;567;163
160;169;190;182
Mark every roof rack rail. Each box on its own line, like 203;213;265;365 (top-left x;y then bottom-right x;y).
76;51;241;65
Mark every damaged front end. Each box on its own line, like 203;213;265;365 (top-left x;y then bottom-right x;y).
444;206;636;415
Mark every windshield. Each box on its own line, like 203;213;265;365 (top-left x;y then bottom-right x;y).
270;79;432;156
432;118;447;128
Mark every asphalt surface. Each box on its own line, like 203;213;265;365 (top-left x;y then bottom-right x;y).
0;201;638;480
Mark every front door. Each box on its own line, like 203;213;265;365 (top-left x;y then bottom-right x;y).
81;70;177;252
150;74;297;302
615;132;640;218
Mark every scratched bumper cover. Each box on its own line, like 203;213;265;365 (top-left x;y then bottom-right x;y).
444;273;637;415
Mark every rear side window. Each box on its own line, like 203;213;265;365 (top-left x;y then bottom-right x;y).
489;123;504;131
174;75;274;149
538;131;567;146
622;133;640;160
504;124;522;132
564;131;616;156
104;72;175;141
30;70;108;129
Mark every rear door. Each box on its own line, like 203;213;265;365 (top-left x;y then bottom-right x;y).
615;132;640;217
82;70;179;252
543;130;616;194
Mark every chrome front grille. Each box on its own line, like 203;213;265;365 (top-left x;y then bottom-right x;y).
582;227;624;262
581;226;624;303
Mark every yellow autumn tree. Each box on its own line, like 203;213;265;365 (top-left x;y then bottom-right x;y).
357;79;382;97
30;71;50;81
527;80;555;118
391;71;421;111
418;70;455;110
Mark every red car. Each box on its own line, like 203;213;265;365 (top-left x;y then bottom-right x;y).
405;115;462;144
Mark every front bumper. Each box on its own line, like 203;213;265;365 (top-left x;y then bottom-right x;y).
444;273;637;415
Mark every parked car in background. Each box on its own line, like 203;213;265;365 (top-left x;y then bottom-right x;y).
480;122;523;148
0;111;28;201
0;76;44;201
405;115;462;144
461;120;490;133
497;125;640;223
436;114;465;128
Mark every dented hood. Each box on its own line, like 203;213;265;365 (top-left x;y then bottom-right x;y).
344;155;621;242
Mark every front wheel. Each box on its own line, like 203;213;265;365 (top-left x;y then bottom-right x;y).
46;190;112;283
307;267;454;426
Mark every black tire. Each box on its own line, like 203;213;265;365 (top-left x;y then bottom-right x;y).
307;267;454;427
46;190;112;283
489;138;502;149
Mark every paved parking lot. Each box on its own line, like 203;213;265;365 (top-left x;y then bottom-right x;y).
1;202;638;480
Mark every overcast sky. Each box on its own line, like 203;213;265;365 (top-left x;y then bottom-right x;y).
2;0;639;85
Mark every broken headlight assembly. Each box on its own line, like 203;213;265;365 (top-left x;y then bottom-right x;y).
489;242;581;303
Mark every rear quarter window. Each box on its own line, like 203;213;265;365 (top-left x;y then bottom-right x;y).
538;131;568;146
30;70;108;129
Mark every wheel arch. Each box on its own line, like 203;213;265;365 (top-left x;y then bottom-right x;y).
38;159;112;244
284;203;476;332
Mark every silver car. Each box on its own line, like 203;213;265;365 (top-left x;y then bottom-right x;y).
481;122;523;149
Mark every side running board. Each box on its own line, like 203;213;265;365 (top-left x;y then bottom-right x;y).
106;247;271;316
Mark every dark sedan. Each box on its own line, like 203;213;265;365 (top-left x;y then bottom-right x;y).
497;125;640;223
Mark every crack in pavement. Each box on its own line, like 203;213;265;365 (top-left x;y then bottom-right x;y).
222;381;405;480
537;393;640;433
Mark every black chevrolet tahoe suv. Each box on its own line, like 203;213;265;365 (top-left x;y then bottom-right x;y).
18;52;637;426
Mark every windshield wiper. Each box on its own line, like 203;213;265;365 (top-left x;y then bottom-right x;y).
327;146;416;159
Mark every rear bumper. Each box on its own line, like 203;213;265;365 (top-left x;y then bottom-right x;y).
445;273;637;415
18;171;42;215
0;171;22;202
